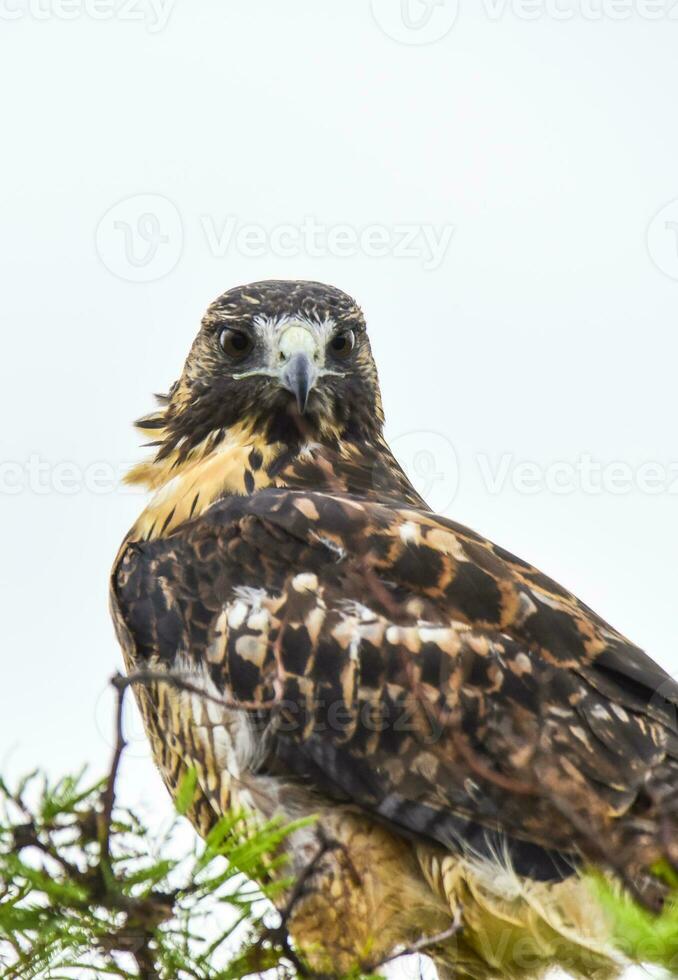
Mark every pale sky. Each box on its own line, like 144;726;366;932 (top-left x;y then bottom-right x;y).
2;2;677;977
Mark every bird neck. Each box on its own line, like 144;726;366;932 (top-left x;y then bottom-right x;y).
125;423;425;543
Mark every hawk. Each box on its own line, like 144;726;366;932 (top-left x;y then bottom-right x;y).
111;280;678;979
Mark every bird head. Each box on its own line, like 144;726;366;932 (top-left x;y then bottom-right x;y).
142;280;385;464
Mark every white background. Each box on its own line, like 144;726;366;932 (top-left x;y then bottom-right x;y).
2;1;677;976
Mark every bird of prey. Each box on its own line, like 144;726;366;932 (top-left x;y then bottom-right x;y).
111;280;678;979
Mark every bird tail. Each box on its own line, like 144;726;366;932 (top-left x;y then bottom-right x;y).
420;847;624;980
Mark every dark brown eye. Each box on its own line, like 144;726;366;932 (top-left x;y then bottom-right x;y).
329;330;355;359
219;328;252;360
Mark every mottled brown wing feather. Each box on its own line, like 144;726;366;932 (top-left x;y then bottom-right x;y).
112;488;678;885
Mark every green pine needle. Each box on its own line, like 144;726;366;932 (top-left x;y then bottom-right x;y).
0;762;384;979
587;872;678;973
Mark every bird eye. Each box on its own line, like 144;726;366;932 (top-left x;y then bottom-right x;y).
329;330;355;359
219;328;253;360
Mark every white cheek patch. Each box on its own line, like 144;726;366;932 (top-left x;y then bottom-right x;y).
232;313;349;387
253;314;338;363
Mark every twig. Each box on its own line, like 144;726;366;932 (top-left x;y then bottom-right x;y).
113;669;279;715
100;675;128;868
362;910;463;973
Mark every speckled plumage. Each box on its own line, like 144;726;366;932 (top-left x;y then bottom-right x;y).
111;281;678;978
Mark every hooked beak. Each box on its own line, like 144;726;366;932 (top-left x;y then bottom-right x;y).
281;351;316;414
277;326;320;414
